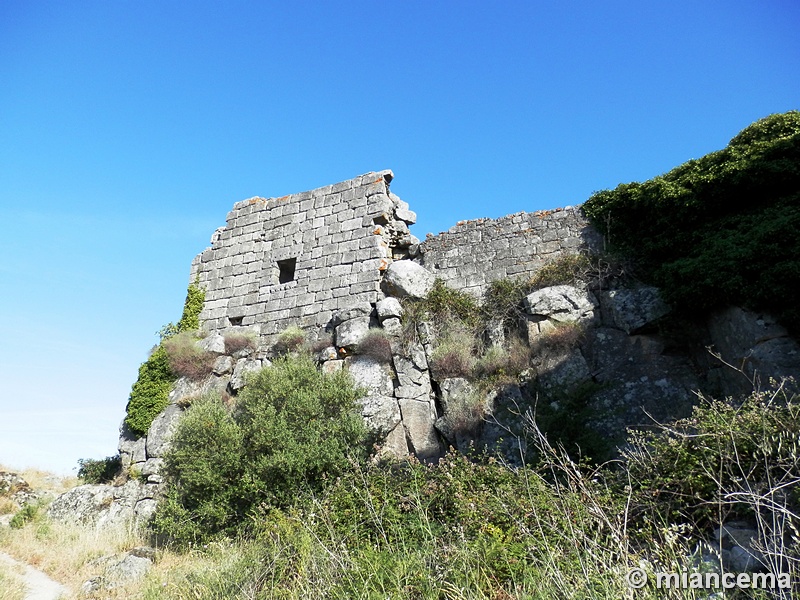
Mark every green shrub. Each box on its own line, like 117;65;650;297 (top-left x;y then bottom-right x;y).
77;455;121;484
124;282;206;437
176;282;206;332
150;395;245;546
124;344;175;436
235;354;368;509
624;383;800;528
152;354;368;547
163;332;216;381
583;111;800;332
9;502;40;529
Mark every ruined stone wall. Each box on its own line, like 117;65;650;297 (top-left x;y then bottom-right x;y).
417;206;603;297
189;170;417;346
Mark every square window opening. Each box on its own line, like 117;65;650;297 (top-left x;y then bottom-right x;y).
277;258;297;284
229;316;244;326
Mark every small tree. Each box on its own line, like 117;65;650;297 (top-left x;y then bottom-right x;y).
235;354;367;509
151;354;367;547
150;395;244;545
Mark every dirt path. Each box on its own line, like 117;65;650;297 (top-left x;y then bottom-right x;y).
0;552;69;600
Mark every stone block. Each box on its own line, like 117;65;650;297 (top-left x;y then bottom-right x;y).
358;394;401;435
335;316;371;348
524;285;597;324
394;208;417;224
212;355;234;375
345;355;394;396
321;359;344;374
382;317;403;337
331;301;373;326
382;261;435;299
399;398;443;459
231;358;263;391
599;286;670;334
197;333;226;354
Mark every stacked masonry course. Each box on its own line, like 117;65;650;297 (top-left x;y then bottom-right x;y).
190;170;416;346
418;207;603;297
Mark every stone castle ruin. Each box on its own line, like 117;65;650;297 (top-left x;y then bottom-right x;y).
183;169;605;459
191;169;603;340
50;169;800;528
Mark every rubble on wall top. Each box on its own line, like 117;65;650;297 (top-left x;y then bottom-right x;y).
229;170;394;213
436;205;583;236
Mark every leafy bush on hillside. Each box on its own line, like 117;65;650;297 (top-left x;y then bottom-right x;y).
124;282;206;437
77;455;121;484
583;111;800;332
151;354;367;547
138;379;800;597
624;383;800;529
150;395;245;545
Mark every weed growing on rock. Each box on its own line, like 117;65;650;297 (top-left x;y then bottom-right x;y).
222;331;257;355
355;330;393;364
472;338;531;385
429;325;476;379
272;325;306;355
530;321;585;357
162;332;216;381
624;382;800;528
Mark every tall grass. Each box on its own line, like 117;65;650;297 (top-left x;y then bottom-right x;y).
0;561;26;600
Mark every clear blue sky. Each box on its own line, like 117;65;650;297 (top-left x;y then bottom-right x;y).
1;1;798;475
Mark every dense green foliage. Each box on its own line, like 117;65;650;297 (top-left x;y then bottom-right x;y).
141;375;799;597
583;111;800;331
151;354;367;547
148;452;635;599
176;281;206;332
625;384;800;527
76;455;121;484
124;282;206;436
151;395;245;545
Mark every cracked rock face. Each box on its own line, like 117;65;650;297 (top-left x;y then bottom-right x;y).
47;480;156;529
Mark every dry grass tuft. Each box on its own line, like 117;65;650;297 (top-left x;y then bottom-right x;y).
356;330;393;364
163;332;217;381
223;332;257;355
